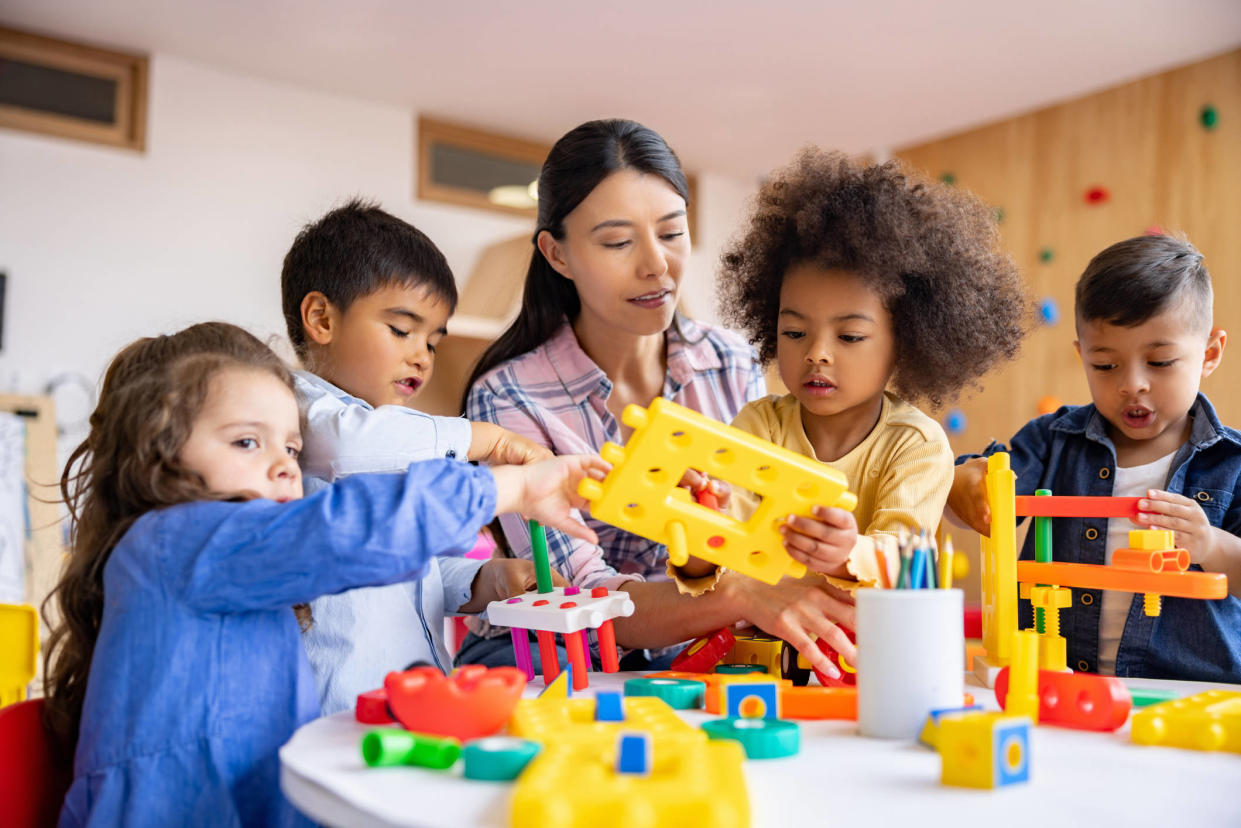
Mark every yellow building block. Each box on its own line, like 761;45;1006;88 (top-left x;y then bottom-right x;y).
1005;631;1040;723
979;454;1017;669
0;604;38;708
512;737;749;828
578;398;857;585
938;711;1032;789
509;696;704;753
1129;529;1176;551
1131;691;1241;753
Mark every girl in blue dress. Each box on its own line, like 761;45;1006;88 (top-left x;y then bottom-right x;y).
42;321;603;826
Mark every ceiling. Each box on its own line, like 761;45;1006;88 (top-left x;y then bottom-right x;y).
4;0;1240;179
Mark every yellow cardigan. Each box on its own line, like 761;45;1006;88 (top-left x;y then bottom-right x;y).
670;391;953;592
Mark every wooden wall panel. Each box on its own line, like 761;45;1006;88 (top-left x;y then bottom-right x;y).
897;49;1241;603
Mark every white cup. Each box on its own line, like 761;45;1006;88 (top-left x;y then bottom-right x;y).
856;588;964;739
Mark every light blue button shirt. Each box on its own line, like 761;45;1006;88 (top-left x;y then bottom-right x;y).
294;371;484;714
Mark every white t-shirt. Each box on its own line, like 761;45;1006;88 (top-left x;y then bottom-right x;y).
1097;450;1177;674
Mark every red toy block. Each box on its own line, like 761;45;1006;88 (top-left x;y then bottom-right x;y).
811;628;857;687
671;627;736;673
384;665;527;741
996;666;1131;731
1013;495;1141;519
355;688;395;724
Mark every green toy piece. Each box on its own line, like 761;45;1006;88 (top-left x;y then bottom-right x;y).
529;519;554;594
702;718;801;759
1129;687;1184;708
624;677;707;709
1034;489;1053;633
715;663;767;675
462;737;541;781
361;729;462;769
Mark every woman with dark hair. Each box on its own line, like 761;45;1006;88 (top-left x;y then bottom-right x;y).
456;119;856;675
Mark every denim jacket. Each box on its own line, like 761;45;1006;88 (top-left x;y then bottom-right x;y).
961;393;1241;682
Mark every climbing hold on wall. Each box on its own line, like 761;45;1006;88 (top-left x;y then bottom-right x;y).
1200;105;1218;130
993;207;1006;224
1038;298;1059;325
944;409;967;435
1038;247;1054;263
1144;225;1165;236
1083;186;1109;205
1037;396;1062;416
940;172;957;185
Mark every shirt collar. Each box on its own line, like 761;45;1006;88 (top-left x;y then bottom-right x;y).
1051;392;1233;451
546;315;723;404
294;370;374;410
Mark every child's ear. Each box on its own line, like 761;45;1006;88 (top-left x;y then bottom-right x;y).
1202;327;1227;378
536;230;572;281
300;292;338;346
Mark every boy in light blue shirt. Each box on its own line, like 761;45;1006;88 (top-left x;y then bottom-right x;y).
282;200;553;713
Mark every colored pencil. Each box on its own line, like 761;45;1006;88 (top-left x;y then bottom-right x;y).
939;535;955;589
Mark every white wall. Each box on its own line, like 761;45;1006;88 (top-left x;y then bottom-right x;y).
0;53;755;432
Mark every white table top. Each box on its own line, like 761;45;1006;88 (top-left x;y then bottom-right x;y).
280;672;1241;828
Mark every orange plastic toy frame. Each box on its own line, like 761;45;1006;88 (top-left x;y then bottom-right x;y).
995;667;1131;731
383;665;527;740
1015;561;1226;600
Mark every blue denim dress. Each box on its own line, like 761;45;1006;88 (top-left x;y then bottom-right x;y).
59;461;495;827
961;393;1241;682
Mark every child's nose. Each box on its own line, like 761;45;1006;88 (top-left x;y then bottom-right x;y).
1119;365;1150;395
270;451;300;481
805;338;834;364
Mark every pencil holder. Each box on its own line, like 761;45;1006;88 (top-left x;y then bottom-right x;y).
856;588;964;739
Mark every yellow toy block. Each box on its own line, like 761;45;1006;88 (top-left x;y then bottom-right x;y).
1131;691;1241;753
509;695;704;753
1006;631;1040;723
938;711;1032;789
0;604;38;708
578;398;857;585
512;737;749;828
1129;529;1176;551
976;454;1017;682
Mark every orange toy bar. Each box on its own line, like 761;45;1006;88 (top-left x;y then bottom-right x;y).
1014;495;1141;518
1015;561;1226;600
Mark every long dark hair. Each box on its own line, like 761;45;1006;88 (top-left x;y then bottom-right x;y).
461;119;690;409
42;322;296;762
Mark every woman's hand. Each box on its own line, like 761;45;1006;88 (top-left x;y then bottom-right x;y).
491;454;609;544
780;506;857;577
720;572;856;680
458;558;570;613
947;457;991;536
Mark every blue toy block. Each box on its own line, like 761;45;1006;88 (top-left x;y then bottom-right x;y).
994;718;1031;786
724;681;779;720
595;691;625;722
616;732;652;775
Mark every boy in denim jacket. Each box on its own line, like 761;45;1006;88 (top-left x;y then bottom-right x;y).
950;235;1241;682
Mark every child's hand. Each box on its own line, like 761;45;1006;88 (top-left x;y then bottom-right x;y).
779;507;857;578
947;458;991;536
491;455;610;544
1135;489;1218;565
468;422;554;466
677;469;732;510
723;572;856;680
459;558;570;612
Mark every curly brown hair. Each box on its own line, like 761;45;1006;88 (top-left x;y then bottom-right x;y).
41;322;300;764
720;149;1031;409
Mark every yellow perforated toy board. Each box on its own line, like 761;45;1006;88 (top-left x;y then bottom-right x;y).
511;738;749;828
508;695;704;752
578;398;857;584
1131;691;1241;753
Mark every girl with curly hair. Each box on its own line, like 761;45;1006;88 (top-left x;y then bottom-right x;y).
695;149;1029;587
43;321;602;825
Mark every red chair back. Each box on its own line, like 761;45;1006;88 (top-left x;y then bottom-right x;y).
0;698;72;827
